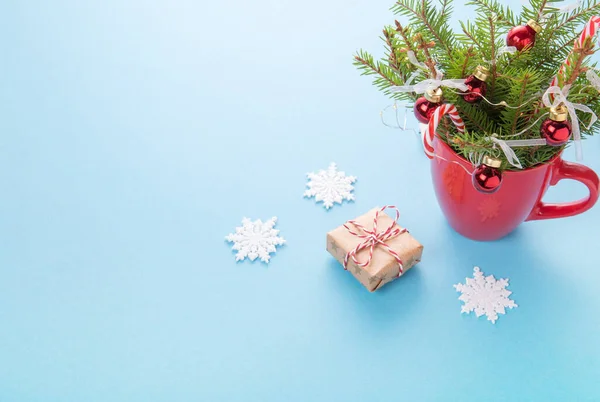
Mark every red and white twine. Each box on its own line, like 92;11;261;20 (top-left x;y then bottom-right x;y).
343;206;407;277
551;15;600;87
424;103;465;159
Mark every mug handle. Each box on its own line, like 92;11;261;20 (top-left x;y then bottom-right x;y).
527;159;600;221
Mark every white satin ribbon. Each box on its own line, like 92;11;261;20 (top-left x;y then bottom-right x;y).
390;74;468;94
497;46;517;56
542;85;597;160
406;50;428;71
586;69;600;91
483;46;517;64
486;137;548;169
558;0;583;13
390;51;468;94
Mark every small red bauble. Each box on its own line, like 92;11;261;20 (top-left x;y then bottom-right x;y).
462;65;489;103
541;105;572;146
506;19;542;51
414;88;443;123
472;156;503;194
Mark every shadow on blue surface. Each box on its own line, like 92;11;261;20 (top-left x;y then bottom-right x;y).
325;257;425;324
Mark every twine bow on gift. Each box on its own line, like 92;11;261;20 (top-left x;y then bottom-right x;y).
343;206;407;277
542;85;598;161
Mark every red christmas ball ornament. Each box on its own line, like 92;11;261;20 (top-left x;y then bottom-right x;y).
541;104;572;146
506;19;542;51
472;156;503;194
414;87;443;123
462;65;489;103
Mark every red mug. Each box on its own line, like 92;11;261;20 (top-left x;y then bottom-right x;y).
431;137;600;241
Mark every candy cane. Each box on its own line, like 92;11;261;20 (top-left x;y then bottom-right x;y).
423;103;465;159
551;16;600;87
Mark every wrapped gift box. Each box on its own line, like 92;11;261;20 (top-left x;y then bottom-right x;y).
327;207;424;292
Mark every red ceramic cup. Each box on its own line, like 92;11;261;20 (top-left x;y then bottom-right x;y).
431;137;600;241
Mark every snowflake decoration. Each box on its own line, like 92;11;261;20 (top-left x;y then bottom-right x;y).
442;163;466;203
304;163;356;209
478;196;501;222
225;217;285;263
454;266;517;324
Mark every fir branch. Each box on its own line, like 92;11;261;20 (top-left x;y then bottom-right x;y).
457;103;498;134
534;32;580;70
554;34;581;57
521;0;551;23
459;20;483;51
414;33;438;77
466;0;518;28
383;28;400;71
391;0;454;57
461;46;476;77
394;20;417;54
354;51;399;85
537;0;549;18
488;16;497;91
354;0;600;169
511;74;531;134
353;49;415;101
549;0;600;42
564;40;596;86
451;136;494;152
440;0;451;15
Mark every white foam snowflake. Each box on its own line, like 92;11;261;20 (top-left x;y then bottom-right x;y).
454;266;517;324
225;217;285;263
304;163;356;209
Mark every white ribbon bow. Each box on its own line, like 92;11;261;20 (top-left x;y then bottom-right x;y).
390;51;468;94
390;75;468;94
542;85;597;161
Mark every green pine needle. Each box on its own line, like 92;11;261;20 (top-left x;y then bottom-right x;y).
355;0;600;170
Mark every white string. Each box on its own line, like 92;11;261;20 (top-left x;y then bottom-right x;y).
502;112;550;138
468;152;484;167
380;102;418;136
447;89;539;109
432;153;474;175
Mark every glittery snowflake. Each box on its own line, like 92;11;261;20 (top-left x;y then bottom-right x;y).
225;217;285;263
454;266;517;324
304;163;356;209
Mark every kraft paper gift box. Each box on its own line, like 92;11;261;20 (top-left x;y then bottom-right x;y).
326;207;424;292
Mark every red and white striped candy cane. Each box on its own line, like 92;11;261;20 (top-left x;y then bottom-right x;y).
423;103;465;159
551;16;600;87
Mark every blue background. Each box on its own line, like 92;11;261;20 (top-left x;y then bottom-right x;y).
1;1;599;401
